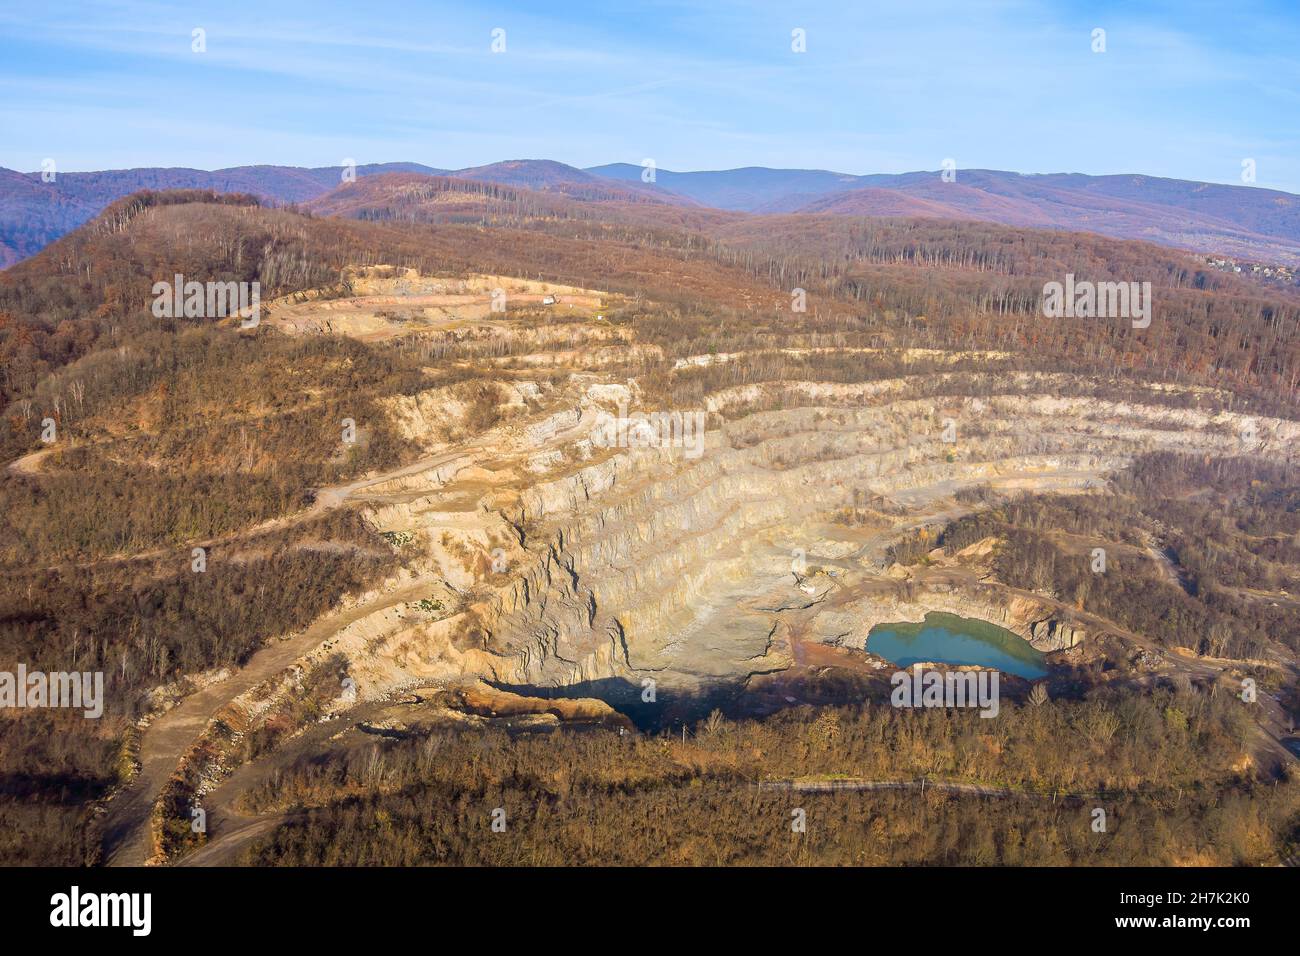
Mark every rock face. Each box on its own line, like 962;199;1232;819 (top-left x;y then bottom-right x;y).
807;581;1077;656
336;371;1300;706
1029;618;1086;652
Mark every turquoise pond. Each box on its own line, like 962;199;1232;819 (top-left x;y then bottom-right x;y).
865;611;1048;679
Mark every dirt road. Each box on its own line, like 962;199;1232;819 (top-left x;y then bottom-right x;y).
99;576;441;865
96;406;594;866
5;446;55;475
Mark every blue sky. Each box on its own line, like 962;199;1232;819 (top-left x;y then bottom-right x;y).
2;0;1298;192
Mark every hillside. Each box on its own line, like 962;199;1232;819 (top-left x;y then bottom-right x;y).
303;172;581;222
5;189;1299;419
592;163;1300;265
0;162;446;266
1;191;1298;869
793;183;1046;222
0;168;98;268
8;160;1300;271
801;170;1300;265
304;171;743;235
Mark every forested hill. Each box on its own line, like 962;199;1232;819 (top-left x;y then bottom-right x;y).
3;187;1299;454
6;160;1300;268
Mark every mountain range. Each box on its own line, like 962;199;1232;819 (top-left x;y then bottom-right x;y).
3;158;1299;268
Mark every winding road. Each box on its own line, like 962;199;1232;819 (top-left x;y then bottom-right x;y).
92;407;593;866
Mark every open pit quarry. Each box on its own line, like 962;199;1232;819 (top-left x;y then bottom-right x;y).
97;271;1300;866
340;374;1298;704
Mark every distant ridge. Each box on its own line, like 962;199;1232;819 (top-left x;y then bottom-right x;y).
590;163;1300;264
0;162;446;267
3;158;1300;267
452;159;698;206
586;162;862;211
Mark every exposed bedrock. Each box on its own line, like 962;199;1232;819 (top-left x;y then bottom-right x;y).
162;376;1300;807
808;581;1083;654
363;385;1298;705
